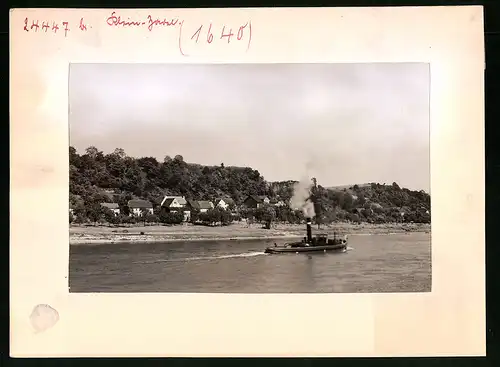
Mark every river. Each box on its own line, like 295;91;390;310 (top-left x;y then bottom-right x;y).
69;232;431;293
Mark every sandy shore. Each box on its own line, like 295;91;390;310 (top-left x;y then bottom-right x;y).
69;222;431;245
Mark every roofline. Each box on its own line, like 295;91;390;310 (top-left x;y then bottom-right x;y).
161;196;187;206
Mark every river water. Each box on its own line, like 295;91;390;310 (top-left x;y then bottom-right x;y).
69;232;431;293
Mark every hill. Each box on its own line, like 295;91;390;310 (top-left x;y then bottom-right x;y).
69;146;431;225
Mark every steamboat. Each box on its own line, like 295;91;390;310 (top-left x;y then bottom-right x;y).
264;218;348;254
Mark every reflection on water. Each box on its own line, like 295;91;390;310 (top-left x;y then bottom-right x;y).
69;232;431;293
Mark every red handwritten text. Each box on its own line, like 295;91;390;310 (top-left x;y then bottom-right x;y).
79;18;87;31
146;15;179;32
102;12;252;57
62;21;70;37
106;12;143;27
181;21;252;55
30;19;39;32
105;11;180;32
23;17;90;37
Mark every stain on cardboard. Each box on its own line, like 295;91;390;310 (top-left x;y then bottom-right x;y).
30;304;59;333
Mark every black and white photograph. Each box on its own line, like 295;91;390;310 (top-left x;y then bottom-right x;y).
68;63;431;293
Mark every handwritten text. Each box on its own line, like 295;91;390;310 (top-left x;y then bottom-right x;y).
180;21;252;56
23;17;90;37
106;12;180;32
104;11;253;57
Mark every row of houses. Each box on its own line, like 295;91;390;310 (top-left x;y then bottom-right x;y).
70;194;287;218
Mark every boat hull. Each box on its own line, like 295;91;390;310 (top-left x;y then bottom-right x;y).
264;244;347;254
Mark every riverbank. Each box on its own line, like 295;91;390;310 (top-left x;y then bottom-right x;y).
69;222;431;245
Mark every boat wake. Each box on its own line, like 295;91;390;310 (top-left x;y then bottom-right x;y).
188;251;266;261
134;247;353;265
133;251;266;264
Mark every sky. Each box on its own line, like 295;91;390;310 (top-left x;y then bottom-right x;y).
69;63;430;192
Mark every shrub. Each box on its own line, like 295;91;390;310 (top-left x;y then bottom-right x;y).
159;211;184;225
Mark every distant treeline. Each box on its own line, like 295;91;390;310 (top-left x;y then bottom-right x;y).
69;146;431;226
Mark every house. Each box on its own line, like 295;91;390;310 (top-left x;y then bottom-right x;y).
100;202;120;215
184;200;214;222
243;195;270;209
214;197;235;210
198;201;214;213
160;195;187;211
185;199;199;211
160;196;188;214
186;200;214;213
184;200;198;220
127;199;154;216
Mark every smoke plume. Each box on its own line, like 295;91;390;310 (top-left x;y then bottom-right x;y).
289;177;316;218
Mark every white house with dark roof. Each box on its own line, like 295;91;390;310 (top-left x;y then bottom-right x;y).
160;195;187;209
214;197;235;210
100;202;120;215
128;199;153;216
160;196;187;212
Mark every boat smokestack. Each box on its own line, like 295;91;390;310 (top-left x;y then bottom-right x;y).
306;217;312;243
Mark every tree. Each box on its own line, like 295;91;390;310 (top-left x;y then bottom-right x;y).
85;146;102;160
349;213;360;224
356;194;366;206
201;208;233;226
189;208;201;223
255;205;276;229
117;194;132;216
159;210;184;225
139;208;150;226
145;213;159;224
121;214;137;225
113;148;127;159
69;146;431;227
342;192;354;211
275;205;291;223
102;207;118;225
86;203;104;225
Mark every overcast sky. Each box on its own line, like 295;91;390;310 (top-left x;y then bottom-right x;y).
69;63;430;192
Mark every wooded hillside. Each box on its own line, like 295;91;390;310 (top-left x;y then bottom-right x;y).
69;146;431;225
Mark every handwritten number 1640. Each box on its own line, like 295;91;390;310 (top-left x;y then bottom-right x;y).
191;23;249;44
